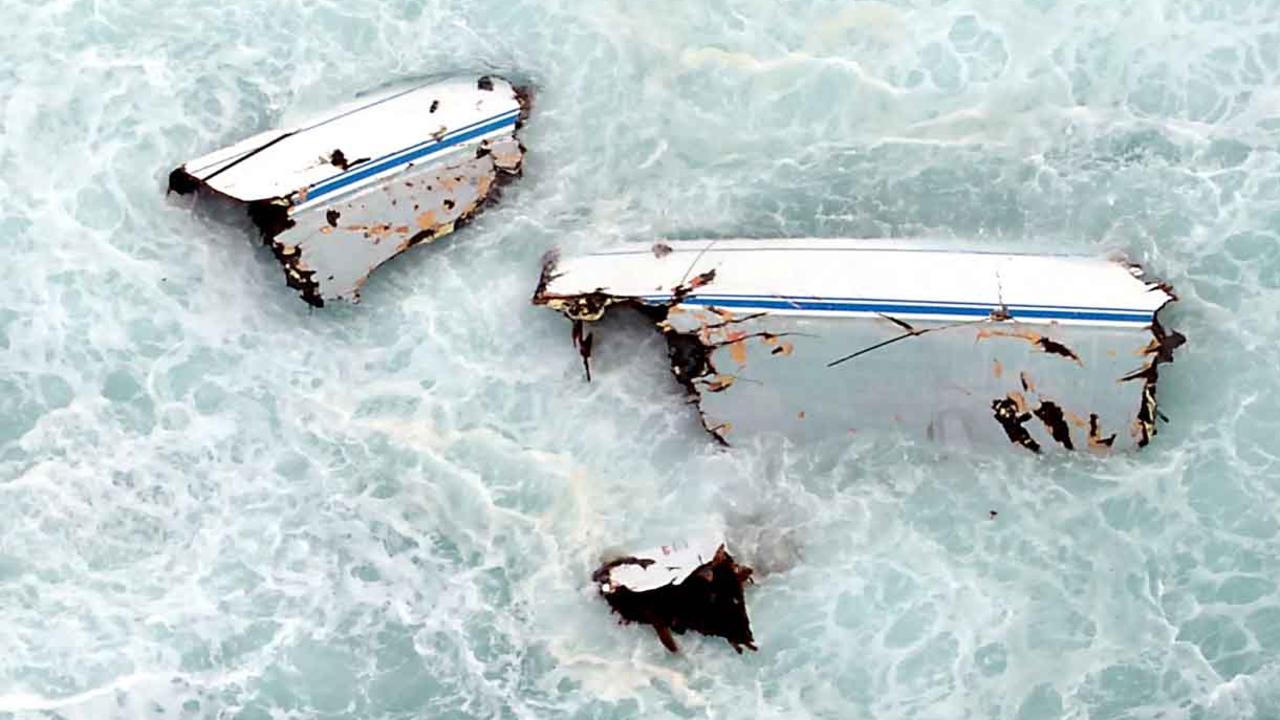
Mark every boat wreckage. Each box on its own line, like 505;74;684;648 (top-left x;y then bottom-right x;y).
534;239;1185;453
168;76;529;306
593;539;756;654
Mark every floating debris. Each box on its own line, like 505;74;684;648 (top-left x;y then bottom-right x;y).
593;539;756;654
169;76;529;306
534;239;1184;453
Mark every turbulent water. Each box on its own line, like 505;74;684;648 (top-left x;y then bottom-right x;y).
2;0;1280;717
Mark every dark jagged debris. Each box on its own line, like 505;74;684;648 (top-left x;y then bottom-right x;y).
1033;400;1074;450
168;161;320;307
1088;413;1117;448
571;319;594;382
1036;337;1082;364
246;199;295;240
1146;318;1187;364
167;167;201;196
244;200;324;307
533;250;562;298
992;396;1041;454
326;149;368;171
665;329;715;393
593;546;756;654
1120;317;1187;447
168;78;531;308
533;259;731;444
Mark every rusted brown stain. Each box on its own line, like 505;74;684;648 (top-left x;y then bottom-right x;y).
701;375;737;393
416;211;438;230
977;329;1083;365
993;359;1003;379
707;421;732;440
490;146;522;173
704;311;769;331
1007;390;1030;414
271;242;322;308
682;270;716;295
346;223;396;242
1088;413;1117;449
351;271;372;292
1064;409;1089;429
170;86;528;309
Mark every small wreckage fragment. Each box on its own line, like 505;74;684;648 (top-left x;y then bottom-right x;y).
532;239;1185;453
168;76;529;306
593;538;756;654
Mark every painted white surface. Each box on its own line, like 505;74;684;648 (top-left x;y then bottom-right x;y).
599;537;725;593
543;239;1172;326
182;76;522;205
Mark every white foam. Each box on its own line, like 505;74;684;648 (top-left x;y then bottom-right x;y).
2;0;1279;717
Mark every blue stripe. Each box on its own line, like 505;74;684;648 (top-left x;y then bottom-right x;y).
302;111;519;203
675;292;1154;315
639;296;1151;323
591;245;1075;258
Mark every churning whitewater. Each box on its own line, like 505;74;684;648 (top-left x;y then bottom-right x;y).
2;0;1280;718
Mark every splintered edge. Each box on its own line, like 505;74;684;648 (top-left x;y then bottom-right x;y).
531;249;1186;452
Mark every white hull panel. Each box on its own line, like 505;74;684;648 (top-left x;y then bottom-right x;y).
534;239;1184;453
170;76;527;306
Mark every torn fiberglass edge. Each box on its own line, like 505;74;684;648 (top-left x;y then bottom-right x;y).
593;538;756;654
533;239;1185;454
168;76;530;307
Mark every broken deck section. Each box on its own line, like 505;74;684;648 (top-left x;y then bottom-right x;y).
593;539;756;654
169;76;529;306
534;239;1184;453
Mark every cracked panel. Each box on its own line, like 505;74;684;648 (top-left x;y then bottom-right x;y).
593;541;756;655
681;312;1160;452
168;77;528;306
271;142;522;304
533;241;1183;454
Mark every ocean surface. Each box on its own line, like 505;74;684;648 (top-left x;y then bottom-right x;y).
3;0;1280;717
